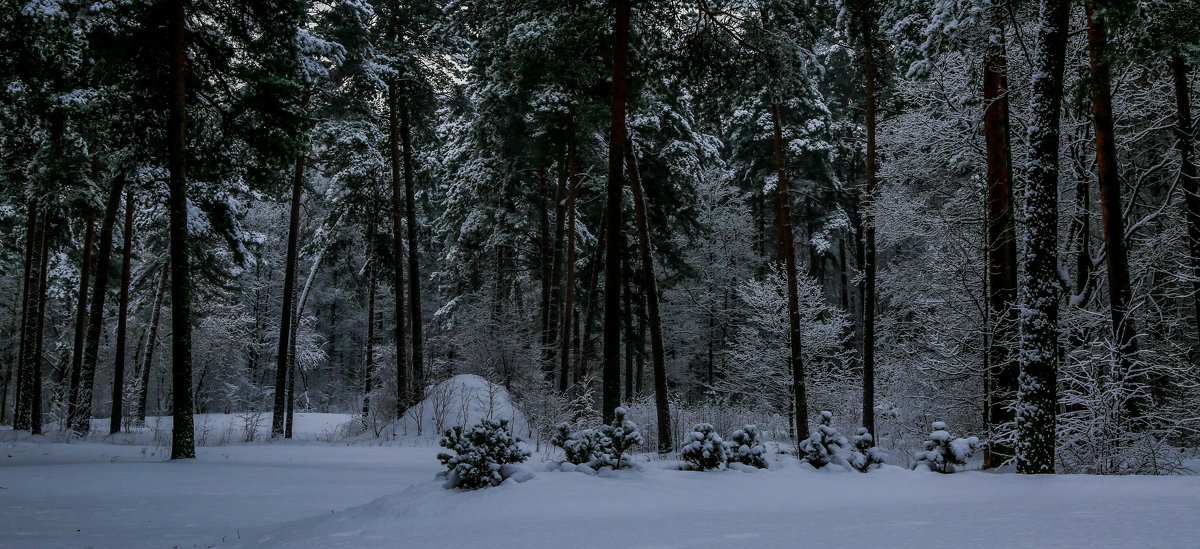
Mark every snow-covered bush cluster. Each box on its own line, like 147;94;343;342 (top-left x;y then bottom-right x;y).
550;407;644;470
796;412;885;472
437;419;530;489
680;423;728;471
849;427;886;472
800;411;849;468
914;422;978;473
727;425;768;469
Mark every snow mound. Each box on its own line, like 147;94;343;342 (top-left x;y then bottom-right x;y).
395;375;532;441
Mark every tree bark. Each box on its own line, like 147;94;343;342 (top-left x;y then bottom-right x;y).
110;188;135;434
1016;0;1070;475
13;198;39;431
166;0;195;459
273;89;310;437
771;99;809;441
546;146;569;380
1172;53;1200;346
137;265;168;423
624;139;672;452
982;8;1019;468
76;176;127;435
402;94;424;403
602;0;631;423
861;12;878;438
363;223;378;424
388;79;409;416
1087;5;1143;413
29;214;51;435
67;215;94;428
285;247;325;438
560;124;578;392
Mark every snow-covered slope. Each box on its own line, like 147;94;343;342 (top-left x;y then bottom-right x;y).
393;374;532;441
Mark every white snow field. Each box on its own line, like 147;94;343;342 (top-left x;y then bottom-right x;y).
2;374;1198;549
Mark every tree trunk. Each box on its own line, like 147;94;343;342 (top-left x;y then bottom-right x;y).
13;198;39;431
577;206;607;384
1016;0;1070;475
76;177;127;435
1087;5;1143;412
861;14;878;438
623;139;671;452
546;146;569;380
363;223;378;424
29;214;51;435
273;89;310;437
110;188;135;434
137;265;168;424
560;124;578;392
67;215;94;427
388;79;409;415
982;9;1019;468
286;247;326;438
771;99;809;441
166;0;195;459
602;0;631;423
1172;53;1200;346
402;94;424;403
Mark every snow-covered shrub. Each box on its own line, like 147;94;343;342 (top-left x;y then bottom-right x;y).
726;424;767;469
551;407;644;470
680;423;728;471
848;427;886;472
596;407;644;469
914;421;978;473
551;423;605;465
800;411;848;468
437;419;530;489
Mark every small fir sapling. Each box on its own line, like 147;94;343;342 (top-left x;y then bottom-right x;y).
437;418;530;489
914;421;979;473
727;424;767;469
680;423;729;470
849;427;886;472
800;411;848;468
596;407;644;469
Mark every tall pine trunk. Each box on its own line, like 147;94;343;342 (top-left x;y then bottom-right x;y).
602;0;631;423
402;95;424;403
861;13;878;438
560;126;578;392
67;215;94;427
273;90;310;437
166;0;195;459
110;188;135;434
1016;0;1071;475
362;223;378;424
624;139;672;452
29;215;51;435
772;100;808;441
137;265;168;423
13;198;39;431
577;207;607;384
1172;53;1200;346
982;9;1019;468
1087;5;1142;411
388;80;409;415
76;177;126;435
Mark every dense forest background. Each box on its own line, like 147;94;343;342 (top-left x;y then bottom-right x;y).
2;0;1198;473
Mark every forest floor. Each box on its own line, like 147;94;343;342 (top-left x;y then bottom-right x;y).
3;424;1200;549
3;377;1200;549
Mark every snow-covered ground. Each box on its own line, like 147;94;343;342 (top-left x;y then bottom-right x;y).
3;375;1199;548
